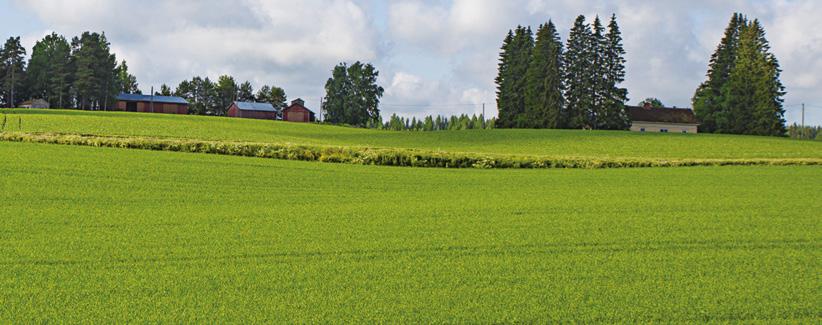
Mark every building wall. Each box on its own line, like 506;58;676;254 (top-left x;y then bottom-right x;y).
283;107;311;122
630;121;698;134
114;101;188;114
239;110;276;120
228;104;275;119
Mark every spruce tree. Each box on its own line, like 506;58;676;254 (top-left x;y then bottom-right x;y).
495;30;515;128
115;60;140;94
747;20;786;135
693;13;746;132
524;21;564;129
602;14;630;130
589;16;608;129
0;37;27;108
695;14;785;136
495;27;533;128
564;16;593;129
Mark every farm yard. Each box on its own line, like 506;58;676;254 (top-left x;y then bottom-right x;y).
1;109;821;323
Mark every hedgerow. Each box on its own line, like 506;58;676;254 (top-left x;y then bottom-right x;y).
1;132;820;169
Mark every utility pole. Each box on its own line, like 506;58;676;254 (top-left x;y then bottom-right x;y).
482;103;486;129
10;65;15;108
150;86;154;113
801;103;805;139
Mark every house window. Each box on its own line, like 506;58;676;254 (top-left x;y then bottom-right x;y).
660;129;669;133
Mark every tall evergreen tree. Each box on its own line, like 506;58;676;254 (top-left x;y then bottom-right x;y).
589;16;608;129
0;37;27;108
524;21;564;128
495;30;515;127
27;33;72;108
70;32;118;110
115;60;140;94
601;14;630;130
564;16;594;129
748;20;786;136
723;19;785;135
237;81;255;102
496;26;533;128
693;13;746;132
694;13;785;136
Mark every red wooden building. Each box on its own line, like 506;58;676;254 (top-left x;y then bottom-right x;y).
282;98;315;123
115;93;189;114
227;101;277;120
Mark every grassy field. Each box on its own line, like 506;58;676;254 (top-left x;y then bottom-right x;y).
2;108;821;160
1;141;819;323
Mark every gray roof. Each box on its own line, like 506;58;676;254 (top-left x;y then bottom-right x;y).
234;101;276;112
117;93;189;105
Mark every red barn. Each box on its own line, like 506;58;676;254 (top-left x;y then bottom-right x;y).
115;93;189;114
227;101;277;120
282;98;315;123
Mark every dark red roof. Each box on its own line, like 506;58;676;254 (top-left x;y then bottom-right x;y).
628;106;699;124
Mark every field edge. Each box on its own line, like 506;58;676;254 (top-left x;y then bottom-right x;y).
2;131;820;169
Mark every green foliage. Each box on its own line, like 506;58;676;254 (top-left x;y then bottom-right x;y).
564;16;594;129
496;26;534;128
787;123;822;140
524;21;564;129
0;37;28;108
156;84;172;96
214;75;238;116
383;113;493;131
601;15;631;130
694;14;785;136
26;33;72;108
639;98;664;108
323;62;384;127
70;32;118;110
1;141;820;322
237;81;255;102
255;85;287;109
115;60;140;94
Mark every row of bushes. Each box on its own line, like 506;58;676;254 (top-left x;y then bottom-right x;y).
1;132;820;169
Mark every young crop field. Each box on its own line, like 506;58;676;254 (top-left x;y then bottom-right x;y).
1;141;819;323
3;108;822;160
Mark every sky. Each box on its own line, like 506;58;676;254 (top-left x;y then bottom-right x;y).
1;0;820;124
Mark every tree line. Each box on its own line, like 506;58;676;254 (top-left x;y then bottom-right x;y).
1;32;134;109
496;14;629;130
692;13;786;136
168;76;286;116
382;113;495;131
0;31;288;115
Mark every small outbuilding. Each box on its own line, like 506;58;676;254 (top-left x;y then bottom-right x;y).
115;93;189;114
282;98;315;123
227;101;278;120
629;103;699;134
20;99;50;109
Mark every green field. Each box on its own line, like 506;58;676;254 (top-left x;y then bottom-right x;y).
3;108;821;160
1;141;820;322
